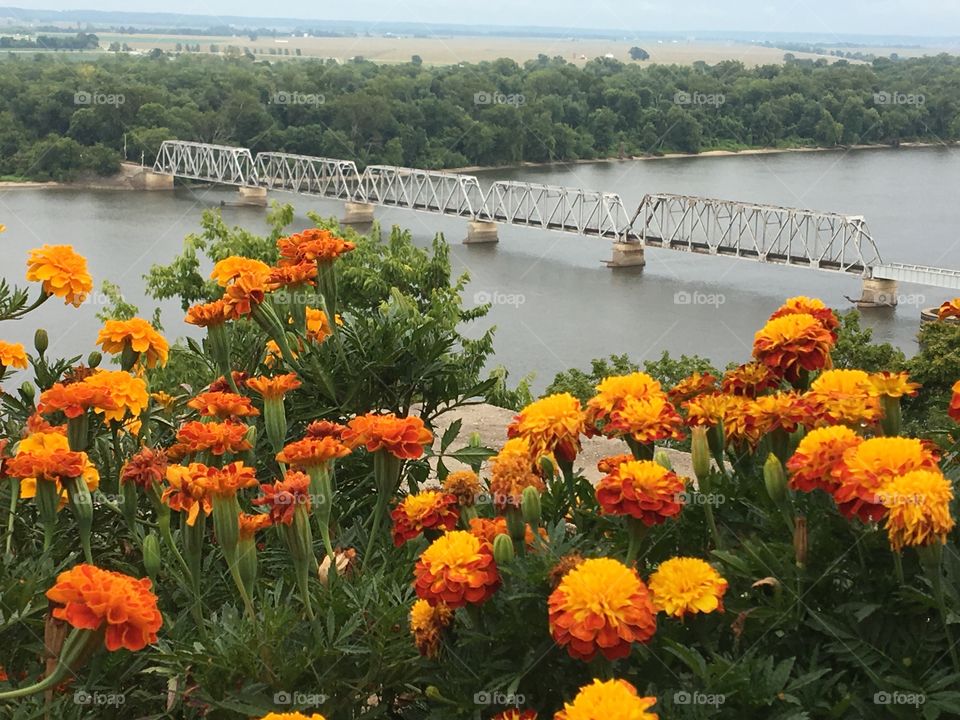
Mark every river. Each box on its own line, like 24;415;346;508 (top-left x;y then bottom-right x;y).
1;146;958;391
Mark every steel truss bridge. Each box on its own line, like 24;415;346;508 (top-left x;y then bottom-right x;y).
154;141;960;290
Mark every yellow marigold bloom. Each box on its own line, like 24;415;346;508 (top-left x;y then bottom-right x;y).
151;391;178;412
210;256;271;286
305;307;333;342
187;391;259;419
713;395;767;448
238;512;273;540
246;373;302;400
409;598;454;659
786;425;862;494
667;372;717;402
442;470;481;506
752;313;834;383
586;372;663;425
391;491;459;546
83;370;149;423
880;470;956;551
413;530;500;608
937;297;960;321
25;244;93;306
184;299;230;327
683;392;733;428
806;369;883;427
769;296;839;339
648;557;728;618
721;361;779;398
493;711;538;720
596;460;686;526
548;557;657;661
834;437;940;522
256;713;327;720
15;430;99;504
951;380;960;422
868;371;919;398
490;446;545;509
508;393;585;464
0;341;28;370
96;318;169;368
752;391;812;435
555;679;658;720
162;463;212;526
603;394;684;444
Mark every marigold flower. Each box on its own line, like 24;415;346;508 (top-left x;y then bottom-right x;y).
257;714;326;720
648;557;728;618
185;299;230;327
169;421;252;458
342;413;433;460
6;449;87;483
603;393;684;444
409;598;454;659
508;393;585;463
96;318;169;368
596;460;686;526
493;711;538;720
683;392;733;428
253;471;312;525
46;564;162;652
951;380;960;422
26;244;93;306
265;262;317;290
806;369;882;427
210;256;271;286
868;371;920;399
769;296;840;339
753;392;811;435
277;228;356;264
442;470;481;506
38;382;117;419
246;373;302;400
786;425;862;494
200;461;258;498
752;313;834;382
187;391;259;419
721;361;779;398
713;395;767;448
120;446;168;490
83;371;149;423
209;371;249;393
276;436;351;469
597;453;634;475
667;371;717;402
162;463;212;525
238;512;273;540
318;547;357;585
468;516;545;548
391;491;459;546
548;553;586;589
223;271;266;319
489;448;545;510
555;679;658;720
548;557;657;661
304;419;348;440
0;341;28;370
880;470;956;551
833;437;940;521
413;530;500;608
12;430;99;500
305;307;334;343
937;297;960;321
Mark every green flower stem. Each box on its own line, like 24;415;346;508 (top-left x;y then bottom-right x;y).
363;451;402;571
35;479;59;553
284;505;317;620
4;478;19;560
703;501;723;551
625;517;648;565
64;477;94;564
0;627;101;701
921;544;960;674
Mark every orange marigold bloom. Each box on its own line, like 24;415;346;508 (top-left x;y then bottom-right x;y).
170;420;251;458
46;564;162;652
868;371;920;399
409;598;453;659
555;679;658;720
880;470;956;552
257;714;327;720
508;393;585;463
597;453;634;475
950;380;960;423
769;296;840;340
25;244;93;307
413;530;500;608
721;361;779;398
548;557;657;661
6;449;87;483
276;436;351;468
468;516;545;548
209;371;249;393
265;262;317;290
937;298;960;321
187;391;259;419
441;470;481;506
549;553;586;589
648;557;728;618
683;392;734;428
12;430;99;501
38;381;117;419
596;460;686;526
489;447;545;510
667;372;717;402
752;313;834;383
120;446;168;490
586;372;663;428
246;373;302;400
806;369;883;427
305;307;334;343
223;271;266;319
493;711;537;720
210;256;271;286
753;392;812;435
342;413;433;460
833;437;940;522
162;463;212;525
304;419;348;440
238;512;273;540
786;426;862;494
602;394;684;444
0;341;28;370
277;228;356;265
96;318;169;368
392;491;460;546
185;299;230;327
252;471;312;525
83;371;149;423
200;461;258;498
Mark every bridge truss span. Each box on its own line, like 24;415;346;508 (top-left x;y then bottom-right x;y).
630;193;883;275
153;140;258;187
358;166;486;218
254;152;361;200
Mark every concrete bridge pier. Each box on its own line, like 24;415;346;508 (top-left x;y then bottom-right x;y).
606;241;645;268
856;277;899;308
237;186;268;207
464;220;499;244
342;202;376;226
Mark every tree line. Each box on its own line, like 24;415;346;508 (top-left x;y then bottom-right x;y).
0;51;959;181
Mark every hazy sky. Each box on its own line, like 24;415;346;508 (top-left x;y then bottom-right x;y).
7;0;960;36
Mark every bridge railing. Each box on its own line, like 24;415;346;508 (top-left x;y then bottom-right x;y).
153;140;258;187
254;152;361;200
357;166;487;218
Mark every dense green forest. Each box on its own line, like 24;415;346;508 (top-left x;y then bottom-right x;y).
1;52;959;180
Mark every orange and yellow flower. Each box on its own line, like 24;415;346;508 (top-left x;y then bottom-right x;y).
162;463;212;525
753;392;812;435
602;394;684;444
548;557;657;661
508;393;585;463
721;361;779;398
769;296;839;340
441;470;481;506
253;471;312;525
0;341;28;370
265;262;316;290
683;392;734;429
238;512;273;540
277;228;356;265
256;714;327;720
11;430;99;501
246;373;302;400
120;446;168;490
223;271;267;319
880;469;955;551
305;307;335;343
391;491;460;546
597;453;635;475
937;298;960;321
468;516;546;548
276;436;351;468
26;244;93;306
38;382;117;419
667;372;717;402
187;391;259;419
950;380;960;422
409;598;454;659
200;461;258;498
492;711;538;720
6;449;88;484
752;313;834;382
555;679;658;720
648;557;728;619
587;372;663;427
489;444;545;510
83;371;149;423
304;420;348;440
210;256;271;286
342;413;433;460
786;425;862;494
596;460;686;526
805;369;882;427
169;421;252;458
185;299;230;327
869;371;920;399
413;530;500;608
96;318;169;368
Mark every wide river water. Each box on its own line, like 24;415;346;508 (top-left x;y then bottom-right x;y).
1;146;959;391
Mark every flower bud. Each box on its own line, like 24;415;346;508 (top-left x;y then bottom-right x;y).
691;426;711;484
120;343;139;372
763;453;788;506
654;449;673;472
493;533;515;564
34;328;48;355
19;381;35;403
521;486;541;527
505;506;526;544
65;476;94;563
87;351;102;369
143;533;162;580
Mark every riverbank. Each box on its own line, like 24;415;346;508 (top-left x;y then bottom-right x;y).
0;162;173;191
